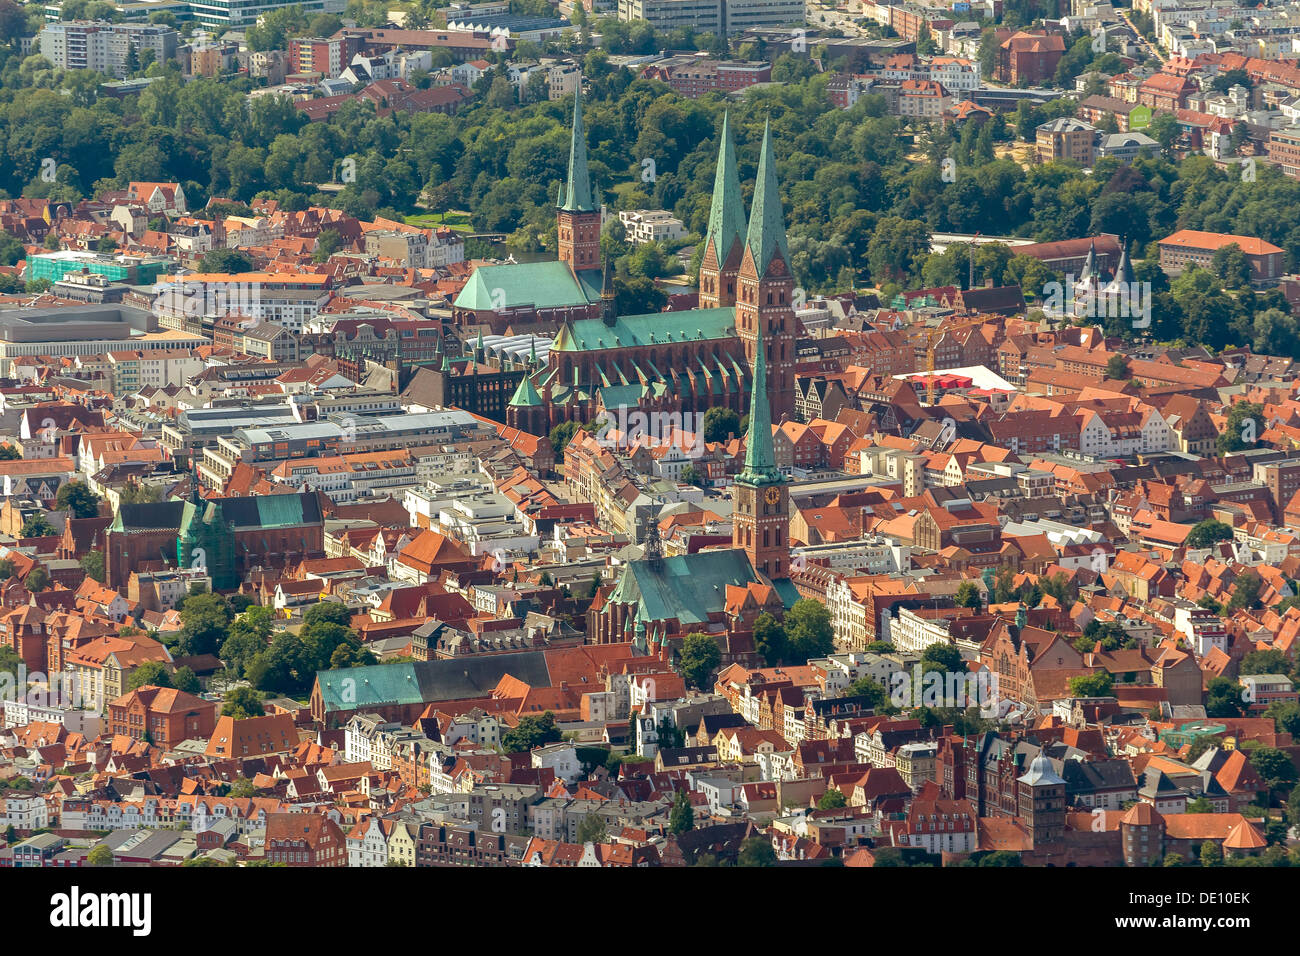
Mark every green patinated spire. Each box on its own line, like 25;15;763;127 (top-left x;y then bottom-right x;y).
741;319;778;482
705;111;746;263
745;120;790;276
560;80;593;213
509;374;543;407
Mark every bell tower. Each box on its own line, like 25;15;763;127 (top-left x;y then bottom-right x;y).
734;121;796;423
699;112;746;309
556;79;602;276
731;313;789;580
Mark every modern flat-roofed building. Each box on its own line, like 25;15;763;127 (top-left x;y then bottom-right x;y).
617;0;723;33
39;20;179;78
0;305;205;375
184;0;346;30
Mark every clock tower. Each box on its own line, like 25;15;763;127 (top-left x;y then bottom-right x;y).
731;310;790;580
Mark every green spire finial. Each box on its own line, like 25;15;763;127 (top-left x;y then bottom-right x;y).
704;111;747;266
561;80;593;212
741;319;777;480
745;120;790;277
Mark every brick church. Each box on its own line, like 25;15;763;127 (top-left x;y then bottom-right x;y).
588;298;798;664
498;88;798;435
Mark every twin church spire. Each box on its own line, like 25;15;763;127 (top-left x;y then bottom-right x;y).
555;89;789;487
560;81;594;213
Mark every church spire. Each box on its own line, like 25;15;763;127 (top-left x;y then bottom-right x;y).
745;120;790;276
705;111;746;265
560;79;593;213
741;318;777;480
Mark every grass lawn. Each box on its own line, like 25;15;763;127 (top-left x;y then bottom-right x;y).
406;210;474;232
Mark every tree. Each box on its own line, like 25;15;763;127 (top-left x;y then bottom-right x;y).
1186;797;1214;814
87;844;114;867
178;592;234;657
1068;671;1114;698
1200;840;1223;867
1211;242;1251;289
128;660;173;690
1227;571;1263;612
501;711;562;753
1268;701;1300;738
576;812;607;845
312;227;343;262
954;580;982;609
199;249;254;273
920;642;965;678
0;444;19;460
847;676;889;710
23;567;49;592
1205;676;1247;718
668;789;694;836
303;601;352;629
818;788;847;810
21;514;55;538
784;599;834;662
1242;649;1290;677
753;612;787;667
55;480;101;519
227;776;257;798
550;420;582;456
172;665;200;694
1186;519;1234;549
1218;402;1265;454
702;407;740;443
737;836;777;867
119;483;164;505
1105;354;1131;379
222;686;265;719
1249;747;1297;802
679;632;721;690
80;549;106;583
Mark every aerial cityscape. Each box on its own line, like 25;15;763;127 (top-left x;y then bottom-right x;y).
0;0;1298;890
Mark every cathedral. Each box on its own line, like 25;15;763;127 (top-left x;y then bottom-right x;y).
496;81;798;435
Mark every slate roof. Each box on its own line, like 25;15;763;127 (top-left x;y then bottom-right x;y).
110;500;185;533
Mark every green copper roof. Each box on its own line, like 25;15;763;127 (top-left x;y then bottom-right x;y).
745;121;790;276
453;261;599;311
740;316;779;483
598;383;644;410
561;81;594;213
551;307;736;352
609;549;762;626
704;112;747;267
509;373;544;407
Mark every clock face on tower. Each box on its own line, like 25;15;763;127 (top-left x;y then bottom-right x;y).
764;486;782;505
